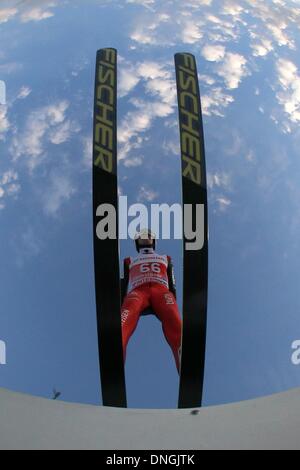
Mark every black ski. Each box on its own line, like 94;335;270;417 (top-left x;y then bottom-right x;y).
93;48;127;407
175;53;208;408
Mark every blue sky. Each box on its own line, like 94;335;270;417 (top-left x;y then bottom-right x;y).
1;0;300;409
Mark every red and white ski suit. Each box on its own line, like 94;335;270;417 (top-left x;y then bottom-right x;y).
121;248;182;372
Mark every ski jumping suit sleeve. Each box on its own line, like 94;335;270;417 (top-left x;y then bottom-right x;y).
121;250;182;372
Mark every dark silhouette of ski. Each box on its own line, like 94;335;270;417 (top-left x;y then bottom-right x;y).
175;53;208;408
93;48;127;407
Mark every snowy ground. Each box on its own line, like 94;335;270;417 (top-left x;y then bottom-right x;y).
0;386;300;450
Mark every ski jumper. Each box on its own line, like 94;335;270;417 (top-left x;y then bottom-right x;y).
121;248;182;372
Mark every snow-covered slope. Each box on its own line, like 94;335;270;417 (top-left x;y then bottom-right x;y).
0;387;299;450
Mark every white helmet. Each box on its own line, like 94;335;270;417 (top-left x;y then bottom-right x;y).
134;229;156;251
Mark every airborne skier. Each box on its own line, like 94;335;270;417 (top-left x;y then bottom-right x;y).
121;229;182;372
94;48;207;408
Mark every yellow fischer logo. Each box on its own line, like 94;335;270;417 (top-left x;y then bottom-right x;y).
94;49;116;174
178;54;202;186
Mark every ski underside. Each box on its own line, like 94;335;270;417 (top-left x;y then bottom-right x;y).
175;53;208;409
93;49;208;409
93;48;127;407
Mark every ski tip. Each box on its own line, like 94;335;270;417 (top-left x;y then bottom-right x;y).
97;47;117;55
175;52;195;58
96;48;118;65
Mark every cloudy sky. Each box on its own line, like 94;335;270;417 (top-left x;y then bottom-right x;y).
1;0;300;408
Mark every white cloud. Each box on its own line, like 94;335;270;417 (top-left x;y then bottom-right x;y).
205;11;240;42
201;88;234;117
119;106;152;145
217;52;248;89
0;1;58;24
6;183;20;196
217;197;232;212
245;0;296;50
181;20;203;44
130;13;171;45
130;27;155;45
20;7;54;22
118;61;176;162
206;170;233;212
119;67;140;98
207;172;232;191
206;14;222;24
46;101;69;124
43;173;76;216
192;0;212;5
137;62;168;80
201;44;226;62
276;58;300;124
0;170;20;209
267;23;295;49
10;101;79;170
0;7;17;23
162;139;180;156
118;97;173;157
20;1;56;23
180;0;212;7
0;170;18;186
138;62;176;106
277;58;297;89
225;129;244;157
127;0;247;48
130;10;175;46
138;185;159;202
82;136;92;169
222;1;244;18
250;38;273;57
246;150;255;162
0;106;10;140
126;0;156;10
126;0;298;55
17;86;32;100
123;156;144;167
49;120;80;145
146;79;176;106
199;74;216;86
